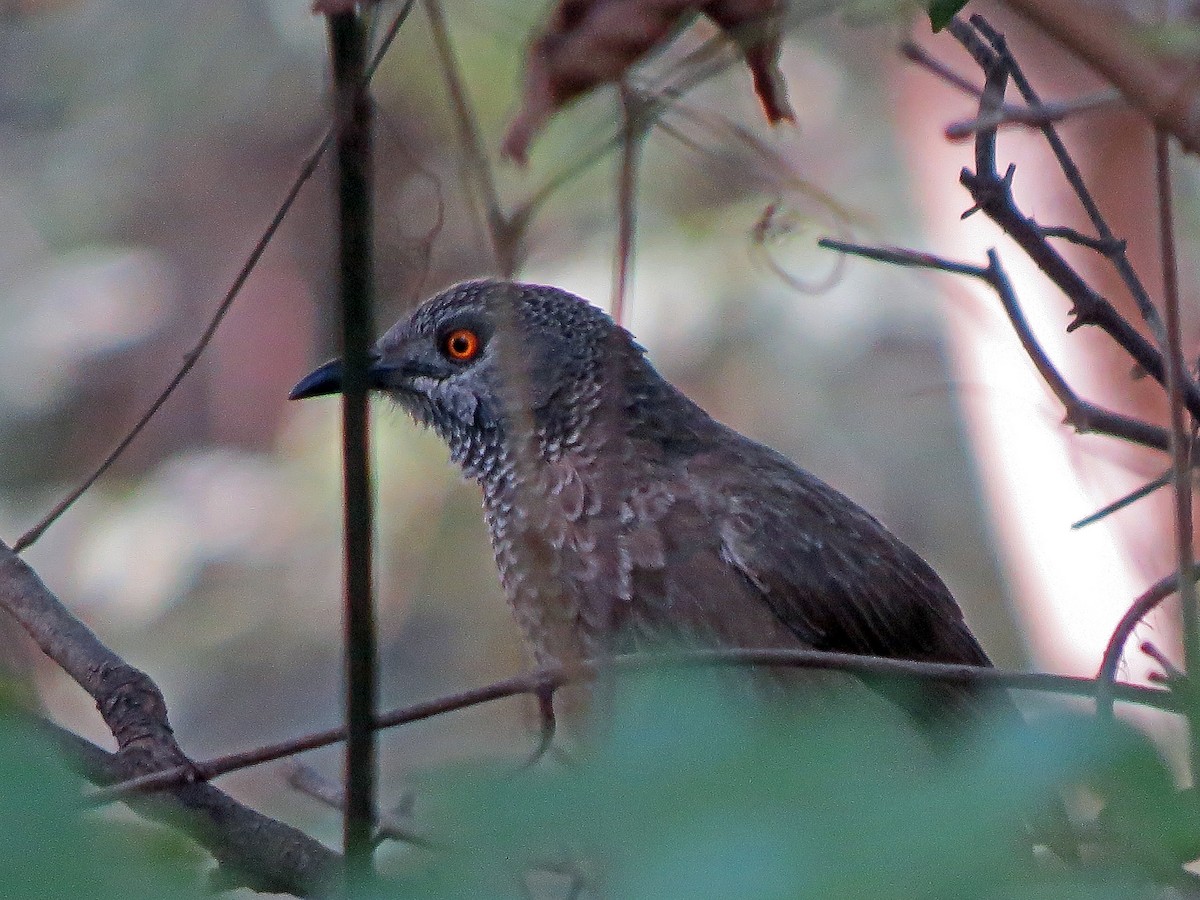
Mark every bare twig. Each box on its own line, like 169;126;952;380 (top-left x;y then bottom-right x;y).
945;88;1121;139
326;8;378;879
1071;469;1171;529
818;239;1172;452
0;542;339;895
968;16;1167;351
1037;226;1124;254
91;646;1179;803
947;18;1200;419
612;84;647;326
10;0;417;554
8;128;333;554
423;0;518;277
901;40;983;98
1154;127;1199;776
905;41;1122;135
285;764;433;847
996;0;1200;154
1096;567;1200;718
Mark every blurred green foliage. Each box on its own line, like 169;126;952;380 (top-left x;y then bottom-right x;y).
0;708;206;899
363;670;1191;899
927;0;968;32
4;670;1195;898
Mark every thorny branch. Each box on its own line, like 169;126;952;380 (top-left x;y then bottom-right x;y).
817;239;1172;452
945;20;1200;420
828;15;1200;726
948;15;1200;715
964;16;1167;351
996;0;1200;155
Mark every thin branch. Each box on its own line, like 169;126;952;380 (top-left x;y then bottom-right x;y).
92;646;1179;803
996;0;1200;154
8;128;332;554
0;542;339;895
1154;128;1199;777
818;239;988;279
423;0;518;277
285;764;433;848
1071;469;1170;530
1037;226;1125;254
947;18;1200;419
326;8;378;879
10;0;417;554
903;41;1123;136
901;40;984;98
366;0;418;81
612;84;646;326
968;16;1167;351
1096;567;1200;718
945;88;1120;139
818;238;1173;452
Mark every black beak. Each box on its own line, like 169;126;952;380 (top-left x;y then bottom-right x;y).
289;359;345;400
289;357;404;400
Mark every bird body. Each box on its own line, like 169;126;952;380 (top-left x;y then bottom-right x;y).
291;279;994;721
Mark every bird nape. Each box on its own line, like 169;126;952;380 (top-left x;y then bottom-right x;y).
291;278;998;732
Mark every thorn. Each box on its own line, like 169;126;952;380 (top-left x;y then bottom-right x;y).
1141;641;1183;681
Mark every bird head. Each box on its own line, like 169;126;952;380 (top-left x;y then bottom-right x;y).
289;279;626;475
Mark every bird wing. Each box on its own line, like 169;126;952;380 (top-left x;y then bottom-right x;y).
683;438;993;668
620;467;811;652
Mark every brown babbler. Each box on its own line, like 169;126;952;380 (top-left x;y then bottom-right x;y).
291;279;998;726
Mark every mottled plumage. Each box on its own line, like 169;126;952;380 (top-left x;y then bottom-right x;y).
291;279;995;724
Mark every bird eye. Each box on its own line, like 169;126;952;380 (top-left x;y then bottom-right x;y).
442;327;481;362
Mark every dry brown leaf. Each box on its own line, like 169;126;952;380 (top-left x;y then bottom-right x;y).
704;0;794;122
502;0;793;163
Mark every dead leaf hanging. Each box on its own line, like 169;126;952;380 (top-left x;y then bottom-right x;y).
502;0;793;163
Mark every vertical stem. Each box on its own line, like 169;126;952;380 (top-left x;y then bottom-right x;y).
423;0;516;277
326;10;377;883
612;85;642;326
1155;130;1198;774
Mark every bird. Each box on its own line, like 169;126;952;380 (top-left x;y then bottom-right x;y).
290;278;1002;731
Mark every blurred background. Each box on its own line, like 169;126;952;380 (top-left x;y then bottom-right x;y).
0;0;1190;856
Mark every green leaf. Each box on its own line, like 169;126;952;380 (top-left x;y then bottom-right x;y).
929;0;968;31
384;668;1179;898
0;712;207;898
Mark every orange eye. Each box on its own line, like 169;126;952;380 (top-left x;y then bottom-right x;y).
443;328;480;362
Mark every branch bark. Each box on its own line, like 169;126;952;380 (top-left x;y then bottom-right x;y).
0;542;339;896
